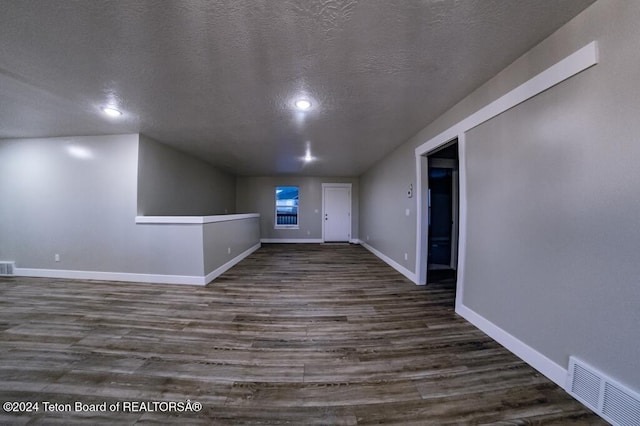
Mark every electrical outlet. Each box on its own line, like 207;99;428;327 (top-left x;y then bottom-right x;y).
404;253;408;261
307;230;311;235
405;208;410;216
227;247;231;254
367;235;370;241
54;253;60;262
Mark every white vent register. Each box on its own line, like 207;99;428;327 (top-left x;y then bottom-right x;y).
0;261;15;276
567;357;640;426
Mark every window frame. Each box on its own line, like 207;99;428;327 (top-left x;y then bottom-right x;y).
274;185;299;229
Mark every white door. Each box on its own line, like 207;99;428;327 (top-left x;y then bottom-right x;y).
323;185;351;242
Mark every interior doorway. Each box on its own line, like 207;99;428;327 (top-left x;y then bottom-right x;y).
426;141;459;286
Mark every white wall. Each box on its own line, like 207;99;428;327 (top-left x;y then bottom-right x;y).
0;134;206;279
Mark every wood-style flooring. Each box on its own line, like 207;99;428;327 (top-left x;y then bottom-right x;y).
0;244;605;425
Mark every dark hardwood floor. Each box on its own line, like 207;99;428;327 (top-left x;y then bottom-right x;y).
0;244;605;425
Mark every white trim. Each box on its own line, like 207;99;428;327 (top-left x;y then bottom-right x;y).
464;41;599;134
135;213;259;224
204;243;261;284
454;133;468;310
414;42;598;156
450;167;459;270
260;238;323;243
349;239;361;244
13;243;262;286
456;303;567;387
275;185;300;229
321;183;353;189
14;267;206;286
322;183;353;242
414;41;598;286
360;242;417;283
415;154;429;284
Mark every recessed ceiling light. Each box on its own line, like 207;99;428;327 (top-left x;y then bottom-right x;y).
294;99;312;111
303;146;314;163
102;107;122;117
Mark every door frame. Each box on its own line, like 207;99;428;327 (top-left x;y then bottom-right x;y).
413;41;597;312
416;136;464;309
419;144;461;285
322;183;352;242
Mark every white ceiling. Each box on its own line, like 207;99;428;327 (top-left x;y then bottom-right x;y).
0;0;596;176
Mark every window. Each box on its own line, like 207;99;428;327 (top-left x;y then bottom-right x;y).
275;186;299;228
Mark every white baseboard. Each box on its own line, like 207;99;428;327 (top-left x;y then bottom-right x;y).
14;267;205;286
360;242;418;284
261;238;361;244
456;303;567;387
13;243;262;286
261;238;323;243
204;243;261;284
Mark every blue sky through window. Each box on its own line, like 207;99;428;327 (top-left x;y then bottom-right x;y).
276;186;298;225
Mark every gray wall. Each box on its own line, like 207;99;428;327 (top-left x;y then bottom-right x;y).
203;217;260;274
463;0;640;390
0;134;204;276
360;143;418;270
138;135;236;216
360;0;640;390
236;176;359;240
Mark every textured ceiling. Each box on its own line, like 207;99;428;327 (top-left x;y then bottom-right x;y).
0;0;596;176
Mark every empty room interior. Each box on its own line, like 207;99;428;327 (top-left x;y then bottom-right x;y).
1;0;639;424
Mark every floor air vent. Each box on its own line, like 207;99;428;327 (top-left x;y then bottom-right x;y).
0;261;15;276
567;357;640;426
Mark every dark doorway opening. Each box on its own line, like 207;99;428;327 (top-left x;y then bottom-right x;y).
427;141;459;287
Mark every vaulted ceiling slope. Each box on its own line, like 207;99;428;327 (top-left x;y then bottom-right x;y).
0;0;596;176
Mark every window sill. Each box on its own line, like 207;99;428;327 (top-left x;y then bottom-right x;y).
274;225;299;230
